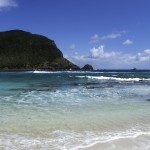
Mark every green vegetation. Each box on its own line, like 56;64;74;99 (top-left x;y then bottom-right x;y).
0;30;63;69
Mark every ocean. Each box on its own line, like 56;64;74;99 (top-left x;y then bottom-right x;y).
0;70;150;150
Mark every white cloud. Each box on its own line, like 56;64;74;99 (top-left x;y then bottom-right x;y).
69;44;75;50
68;46;150;69
89;46;150;62
101;33;121;40
90;34;100;43
90;32;122;43
90;45;104;58
89;45;119;59
135;49;150;62
144;49;150;55
0;0;18;10
123;39;133;45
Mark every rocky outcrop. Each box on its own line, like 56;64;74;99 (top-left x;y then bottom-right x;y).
82;64;93;70
0;30;79;70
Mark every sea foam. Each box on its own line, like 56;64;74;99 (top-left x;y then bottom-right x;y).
33;70;101;74
1;129;150;150
76;76;150;82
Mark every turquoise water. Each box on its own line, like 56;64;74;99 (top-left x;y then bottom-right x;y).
0;70;150;150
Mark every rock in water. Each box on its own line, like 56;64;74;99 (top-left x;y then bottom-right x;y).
0;30;80;70
82;64;93;70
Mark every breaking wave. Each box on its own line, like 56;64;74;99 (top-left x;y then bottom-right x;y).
76;76;150;82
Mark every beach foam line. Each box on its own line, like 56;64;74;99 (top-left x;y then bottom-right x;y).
1;130;150;150
76;76;150;82
71;130;150;150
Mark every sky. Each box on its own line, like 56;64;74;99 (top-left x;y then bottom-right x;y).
0;0;150;69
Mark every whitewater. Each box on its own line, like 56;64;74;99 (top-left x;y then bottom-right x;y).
0;70;150;150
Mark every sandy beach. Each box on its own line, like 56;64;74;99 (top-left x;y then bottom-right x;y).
80;134;150;150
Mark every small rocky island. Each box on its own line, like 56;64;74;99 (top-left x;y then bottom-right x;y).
82;64;93;70
0;30;81;70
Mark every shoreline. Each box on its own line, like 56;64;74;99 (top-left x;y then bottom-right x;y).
78;132;150;150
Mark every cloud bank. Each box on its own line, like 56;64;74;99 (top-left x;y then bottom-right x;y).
68;46;150;69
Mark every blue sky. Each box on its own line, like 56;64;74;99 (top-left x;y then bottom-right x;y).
0;0;150;69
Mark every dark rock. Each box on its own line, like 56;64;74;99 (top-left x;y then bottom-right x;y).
82;64;93;70
146;99;150;102
0;29;80;70
139;80;143;82
131;68;137;71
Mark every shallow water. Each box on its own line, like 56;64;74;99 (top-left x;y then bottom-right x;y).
0;70;150;150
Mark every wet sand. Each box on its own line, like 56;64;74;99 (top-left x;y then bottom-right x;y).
80;134;150;150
